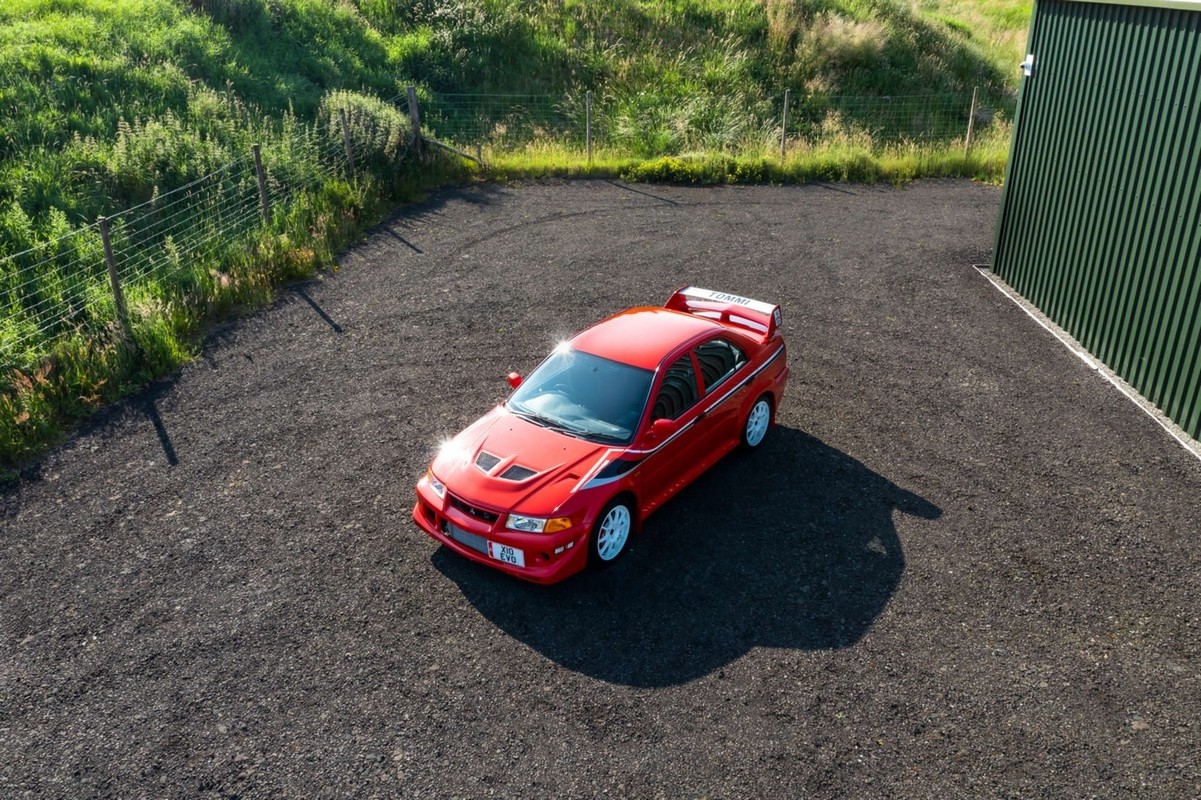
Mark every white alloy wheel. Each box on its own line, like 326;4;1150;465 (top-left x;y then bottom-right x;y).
743;397;772;448
594;503;632;563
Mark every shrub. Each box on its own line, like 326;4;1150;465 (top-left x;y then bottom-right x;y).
318;90;412;173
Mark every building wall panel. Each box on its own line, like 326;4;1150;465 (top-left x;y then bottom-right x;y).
994;0;1201;439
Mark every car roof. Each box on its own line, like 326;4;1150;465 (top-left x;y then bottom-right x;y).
570;307;726;371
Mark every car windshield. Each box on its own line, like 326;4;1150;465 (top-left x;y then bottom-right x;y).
508;348;654;444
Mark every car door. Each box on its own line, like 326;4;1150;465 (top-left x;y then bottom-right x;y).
634;349;707;516
690;336;751;455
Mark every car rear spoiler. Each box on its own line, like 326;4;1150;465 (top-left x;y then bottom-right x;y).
665;286;782;341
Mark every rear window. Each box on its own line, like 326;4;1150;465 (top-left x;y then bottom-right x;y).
694;338;746;392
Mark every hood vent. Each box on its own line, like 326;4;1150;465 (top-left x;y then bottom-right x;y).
476;451;536;481
475;451;501;472
499;465;537;482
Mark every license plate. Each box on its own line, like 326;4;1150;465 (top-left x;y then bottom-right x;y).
487;541;525;567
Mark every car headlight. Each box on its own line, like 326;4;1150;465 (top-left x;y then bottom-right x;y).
506;514;572;534
427;471;446;499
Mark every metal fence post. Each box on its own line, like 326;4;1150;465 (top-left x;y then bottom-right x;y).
98;217;129;337
964;86;979;156
407;85;422;157
586;90;593;164
781;88;791;159
338;109;357;179
252;144;271;223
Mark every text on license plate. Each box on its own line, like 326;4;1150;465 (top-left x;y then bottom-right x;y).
487;541;525;567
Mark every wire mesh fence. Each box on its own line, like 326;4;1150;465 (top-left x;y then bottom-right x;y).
791;93;988;143
422;89;1015;156
105;156;260;290
1;87;1014;368
0;223;107;361
424;93;585;152
0;98;402;367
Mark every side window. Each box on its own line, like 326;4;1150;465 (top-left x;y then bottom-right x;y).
695;338;747;393
650;354;700;421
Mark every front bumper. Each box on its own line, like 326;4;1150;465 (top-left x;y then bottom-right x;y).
412;477;590;585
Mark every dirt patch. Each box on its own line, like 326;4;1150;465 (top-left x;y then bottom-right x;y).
3;179;1200;798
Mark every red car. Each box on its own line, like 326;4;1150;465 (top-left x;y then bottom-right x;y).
413;287;789;584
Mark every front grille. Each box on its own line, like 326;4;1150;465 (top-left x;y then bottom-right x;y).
443;521;488;554
448;495;500;524
500;465;536;481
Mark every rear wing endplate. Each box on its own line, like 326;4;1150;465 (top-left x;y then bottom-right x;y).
665;286;782;340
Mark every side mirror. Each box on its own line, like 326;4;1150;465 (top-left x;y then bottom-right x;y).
506;372;523;389
650;417;679;439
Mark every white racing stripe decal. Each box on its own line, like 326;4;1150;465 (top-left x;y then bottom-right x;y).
577;447;626;487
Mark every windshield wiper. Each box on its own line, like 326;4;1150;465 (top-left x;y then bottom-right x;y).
580;431;628;444
509;408;583;437
509;408;549;427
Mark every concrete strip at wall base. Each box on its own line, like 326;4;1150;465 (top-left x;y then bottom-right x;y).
976;265;1201;464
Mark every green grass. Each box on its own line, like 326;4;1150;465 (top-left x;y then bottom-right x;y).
0;0;1032;469
483;124;1011;186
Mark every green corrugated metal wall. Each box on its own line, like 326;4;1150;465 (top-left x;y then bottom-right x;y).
994;0;1201;439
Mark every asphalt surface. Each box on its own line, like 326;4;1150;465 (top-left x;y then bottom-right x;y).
3;179;1200;799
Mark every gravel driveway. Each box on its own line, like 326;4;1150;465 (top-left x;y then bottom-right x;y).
3;179;1200;798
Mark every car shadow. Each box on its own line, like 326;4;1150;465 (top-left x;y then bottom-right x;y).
432;426;941;687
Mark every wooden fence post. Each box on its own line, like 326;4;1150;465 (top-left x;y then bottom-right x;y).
586;90;593;164
338;108;357;179
964;86;979;156
252;144;271;223
781;88;791;159
406;86;422;157
98;217;129;337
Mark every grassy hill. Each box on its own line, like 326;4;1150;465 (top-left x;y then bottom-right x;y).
0;0;1031;467
0;0;1031;247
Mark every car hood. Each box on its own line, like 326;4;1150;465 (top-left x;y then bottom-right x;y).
430;406;610;515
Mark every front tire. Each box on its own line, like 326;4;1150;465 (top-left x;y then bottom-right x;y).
590;499;633;568
741;395;773;449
